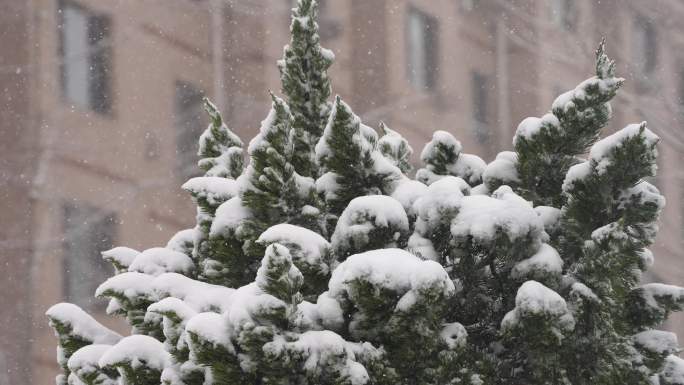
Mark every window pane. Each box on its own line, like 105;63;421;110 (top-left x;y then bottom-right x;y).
550;0;576;31
472;71;489;142
174;81;206;180
61;3;89;109
634;16;657;75
472;72;487;123
678;73;684;116
59;2;112;114
88;14;111;114
424;15;438;89
407;8;437;90
62;204;116;311
407;9;428;89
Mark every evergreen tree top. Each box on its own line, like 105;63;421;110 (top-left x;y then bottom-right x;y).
198;97;242;159
596;37;617;80
377;121;413;174
278;0;334;178
197;97;244;179
512;38;625;206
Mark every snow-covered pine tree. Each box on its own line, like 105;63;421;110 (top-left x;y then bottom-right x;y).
512;39;622;206
315;96;403;222
47;4;684;384
241;93;324;238
278;0;334;178
197;98;244;180
182;98;243;285
378;121;414;174
416;130;486;186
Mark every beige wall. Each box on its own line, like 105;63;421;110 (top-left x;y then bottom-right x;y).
0;1;36;383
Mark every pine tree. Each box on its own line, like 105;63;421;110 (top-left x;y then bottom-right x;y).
182;98;243;286
315;96;403;222
241;93;324;237
198;98;244;179
278;0;334;178
416;130;486;186
378;122;413;174
47;8;684;385
513;39;623;206
46;303;121;385
330;195;410;261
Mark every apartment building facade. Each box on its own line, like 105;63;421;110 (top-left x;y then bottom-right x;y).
1;1;683;383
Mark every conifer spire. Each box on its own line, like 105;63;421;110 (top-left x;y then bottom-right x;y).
198;97;243;179
242;93;323;239
514;39;624;206
416;130;486;186
378;121;413;174
183;97;242;285
278;0;334;178
315;96;402;220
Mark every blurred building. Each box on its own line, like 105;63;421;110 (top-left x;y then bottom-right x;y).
1;0;683;383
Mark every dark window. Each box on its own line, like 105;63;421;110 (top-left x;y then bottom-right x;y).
174;81;206;180
62;203;117;311
317;0;342;40
550;0;576;32
460;0;479;11
472;71;489;143
144;131;160;160
58;0;112;114
679;72;684;116
634;15;657;75
406;7;438;90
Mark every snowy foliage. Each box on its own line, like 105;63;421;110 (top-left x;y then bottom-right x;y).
315;96;403;221
101;246;140;274
331;195;409;260
47;13;680;385
46;303;122;385
278;0;333;178
198;98;244;179
377;121;413;173
416;130;486;186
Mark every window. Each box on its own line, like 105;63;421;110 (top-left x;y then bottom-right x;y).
144;131;160;160
58;0;112;114
174;81;206;180
317;0;342;40
550;0;576;32
460;0;479;11
633;15;657;76
678;71;684;117
472;71;489;143
62;203;116;311
406;7;438;90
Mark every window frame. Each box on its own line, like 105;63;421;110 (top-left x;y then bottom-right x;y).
471;70;490;143
173;80;207;181
57;0;113;115
633;14;657;76
405;6;439;91
61;202;117;312
550;0;577;32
